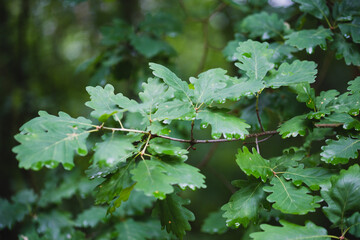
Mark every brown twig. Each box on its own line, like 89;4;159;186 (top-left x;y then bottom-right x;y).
256;93;265;132
314;123;343;128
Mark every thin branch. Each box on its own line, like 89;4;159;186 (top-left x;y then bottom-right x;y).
255;136;260;154
256;93;265;132
314;123;343;128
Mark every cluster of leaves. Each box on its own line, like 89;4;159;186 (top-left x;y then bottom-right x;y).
3;0;360;239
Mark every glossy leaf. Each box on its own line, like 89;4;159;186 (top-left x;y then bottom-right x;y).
13;111;92;170
321;136;360;164
321;164;360;226
264;176;321;214
285;26;332;52
148;138;188;161
235;40;274;82
278;115;309;138
265;60;317;88
241;12;285;40
236;147;272;182
250;220;329;240
201;210;228;234
154;192;194;239
197;109;250;140
221;181;265;227
293;0;330;19
315;90;339;111
283;164;333;190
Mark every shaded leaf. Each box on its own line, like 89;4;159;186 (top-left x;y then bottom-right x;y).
201;210;228;234
315;90;340;111
221;181;265;228
0;199;28;229
250;220;330;240
278;115;309;138
321;136;360;164
333;0;360;21
319;112;360;131
115;189;156;217
75;206;107;228
347;212;360;237
264;176;321;214
130;34;175;58
338;17;360;44
236;147;272;182
348;76;360;94
36;210;74;240
332;34;360;66
293;0;330;19
290;83;316;110
197;109;250;140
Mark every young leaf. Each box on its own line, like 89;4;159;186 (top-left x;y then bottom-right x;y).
235;147;272;182
292;0;330;20
235;40;274;82
241;12;285;40
321;136;360;164
85;84;138;122
332;34;360;66
92;134;139;167
285;26;333;52
75;206;107;228
264;176;321;214
250;220;330;240
13;111;92;170
201;210;228;234
154;192;195;239
197;109;250;140
278;114;309;138
221;181;265;228
149;63;192;99
265;60;317;88
283;164;333;190
152;99;196;121
321;164;360;226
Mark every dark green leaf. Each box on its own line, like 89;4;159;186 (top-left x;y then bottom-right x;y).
347;212;360;237
315;90;340;111
0;199;28;229
154;192;194;239
293;0;330;19
338;17;360;43
278;115;309;138
264;176;321;214
36;210;74;240
139;12;181;37
235;147;272;182
265;60;317;88
100;19;132;46
11;189;37;205
319;112;360;131
333;0;360;21
130;34;175;58
332;34;360;66
201;210;228;234
285;26;333;52
221;181;265;227
250;220;330;240
115;189;156;217
348;76;360;94
290;83;316;110
148;138;188;161
321;164;360;226
75;206;107;228
321;136;360;164
197;109;250;140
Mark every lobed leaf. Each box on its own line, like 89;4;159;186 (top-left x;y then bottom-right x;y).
321;136;360;164
293;0;330;20
201;210;228;234
278;115;309;138
75;206;107;228
332;34;360;66
152;100;196;121
338;17;360;44
348;76;360;94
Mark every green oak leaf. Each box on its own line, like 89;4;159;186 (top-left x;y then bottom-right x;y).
321;164;360;227
283;164;333;190
13;111;92;170
269;43;297;63
115;219;152;240
0;199;28;229
338;17;360;44
278;114;309;138
197;109;250;140
285;26;333;52
154;192;195;239
100;19;132;46
11;189;38;205
319;112;360;131
115;189;156;217
328;92;360;116
293;0;330;19
130;34;175;58
92;134;139;167
315;90;340;111
148;138;188;161
85;84;138;122
236;147;272;182
270;148;305;171
264;176;321;214
201;210;228;234
147;121;171;135
265;60;317;88
149;63;192;100
332;34;360;66
347;212;360;237
152;100;196;121
240;12;285;40
131;158;205;199
75;206;107;228
221;181;265;228
348;76;360;94
36;210;74;240
250;220;330;240
235;40;274;82
189;68;227;105
321;136;360;164
333;0;360;21
290;83;316;110
107;184;135;214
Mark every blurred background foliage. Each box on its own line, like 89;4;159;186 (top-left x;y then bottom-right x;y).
1;0;359;239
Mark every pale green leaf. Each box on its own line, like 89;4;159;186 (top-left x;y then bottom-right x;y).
321;164;360;226
264;176;321;214
348;76;360;94
13;111;92;170
250;220;330;240
278;115;309;138
201;210;228;234
235;147;272;182
321;136;360;164
293;0;330;19
152;100;196;121
197;109;250;140
36;210;74;240
285;26;333;52
265;60;317;88
221;181;265;228
235;40;274;82
154;192;194;239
